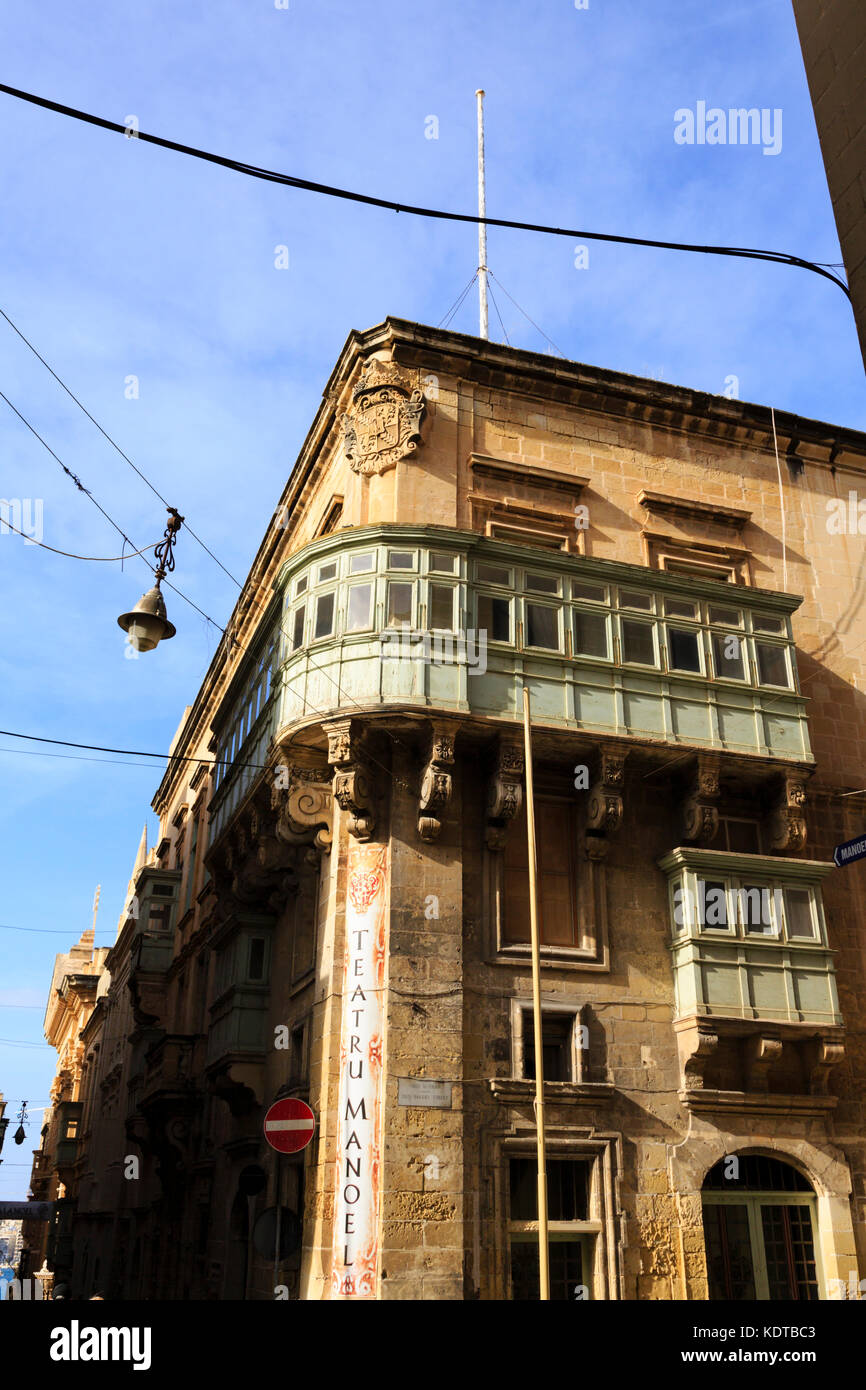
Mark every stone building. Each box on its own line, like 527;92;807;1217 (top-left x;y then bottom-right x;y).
49;318;866;1299
22;923;109;1285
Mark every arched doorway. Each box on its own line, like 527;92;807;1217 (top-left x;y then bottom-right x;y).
702;1154;821;1300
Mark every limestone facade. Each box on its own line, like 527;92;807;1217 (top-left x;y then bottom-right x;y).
37;319;866;1300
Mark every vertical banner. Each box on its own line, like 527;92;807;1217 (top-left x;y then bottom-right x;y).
331;842;389;1297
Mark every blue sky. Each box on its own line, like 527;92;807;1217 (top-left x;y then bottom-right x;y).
0;0;863;1198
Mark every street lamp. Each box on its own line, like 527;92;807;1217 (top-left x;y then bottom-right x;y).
118;507;184;653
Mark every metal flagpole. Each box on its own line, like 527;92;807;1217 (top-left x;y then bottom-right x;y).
522;685;550;1299
476;89;489;340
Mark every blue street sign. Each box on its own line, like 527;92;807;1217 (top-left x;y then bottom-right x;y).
833;834;866;868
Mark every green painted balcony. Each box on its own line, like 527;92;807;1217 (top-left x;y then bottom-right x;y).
660;848;840;1028
208;526;812;841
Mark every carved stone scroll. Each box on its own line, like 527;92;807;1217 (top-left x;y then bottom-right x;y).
485;737;524;850
767;772;808;853
325;717;376;841
682;753;721;845
586;743;628;836
418;724;455;842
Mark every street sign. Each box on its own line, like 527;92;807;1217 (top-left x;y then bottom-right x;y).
0;1202;53;1220
833;834;866;868
263;1098;316;1154
397;1078;453;1109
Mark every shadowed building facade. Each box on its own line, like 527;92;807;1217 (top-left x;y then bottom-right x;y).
39;319;866;1299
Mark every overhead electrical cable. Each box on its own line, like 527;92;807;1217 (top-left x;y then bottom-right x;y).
0;305;243;588
0;83;851;300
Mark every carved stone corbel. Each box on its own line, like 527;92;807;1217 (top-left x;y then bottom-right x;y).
271;766;333;853
767;772;808;853
681;1026;719;1091
324;717;376;840
586;743;628;836
418;723;455;842
806;1037;845;1095
743;1033;782;1092
682;753;721;845
485;736;524;850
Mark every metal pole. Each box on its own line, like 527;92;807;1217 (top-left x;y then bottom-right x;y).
522;685;549;1300
274;1155;282;1292
476;88;489;340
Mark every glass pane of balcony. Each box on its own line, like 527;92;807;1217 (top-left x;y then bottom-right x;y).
669;627;701;672
346;583;373;632
621;618;655;665
314;592;335;639
478;594;510;642
712;631;746;680
387;582;413;625
573;609;608;658
430;584;455;631
526;603;559;650
756;642;791;687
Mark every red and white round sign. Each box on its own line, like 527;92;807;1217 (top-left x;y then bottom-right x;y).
263;1098;316;1154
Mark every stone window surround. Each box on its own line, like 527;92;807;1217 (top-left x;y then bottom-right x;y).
487;1130;624;1301
509;998;591;1083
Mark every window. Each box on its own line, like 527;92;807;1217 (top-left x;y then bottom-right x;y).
526;572;559;594
508;1158;593;1301
739;885;775;934
346;583;373;632
572;581;606;603
752;614;785;635
712;631;746;680
718;817;761;853
668;626;702;673
699;879;729;929
295;575;308;596
314;592;335;639
619;589;653;611
291;604;305;650
477;562;510;585
709;604;741;627
665;597;697;619
387;581;413;626
503;799;578;947
478;594;510;642
756;642;791;688
388;550;415;569
702;1156;820;1301
350;553;375;573
429;552;457;573
621;618;655;665
522;1013;573;1081
784;888;815;938
429;584;455;631
318;561;337;582
525;602;559;650
573;608;608;659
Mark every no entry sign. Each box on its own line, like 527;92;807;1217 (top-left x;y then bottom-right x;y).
263;1098;316;1154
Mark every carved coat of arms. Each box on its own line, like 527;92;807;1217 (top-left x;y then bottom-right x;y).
340;359;426;476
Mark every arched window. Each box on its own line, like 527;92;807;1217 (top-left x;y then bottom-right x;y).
702;1154;820;1300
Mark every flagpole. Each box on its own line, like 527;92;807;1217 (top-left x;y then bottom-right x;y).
476;89;489;340
522;685;549;1299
